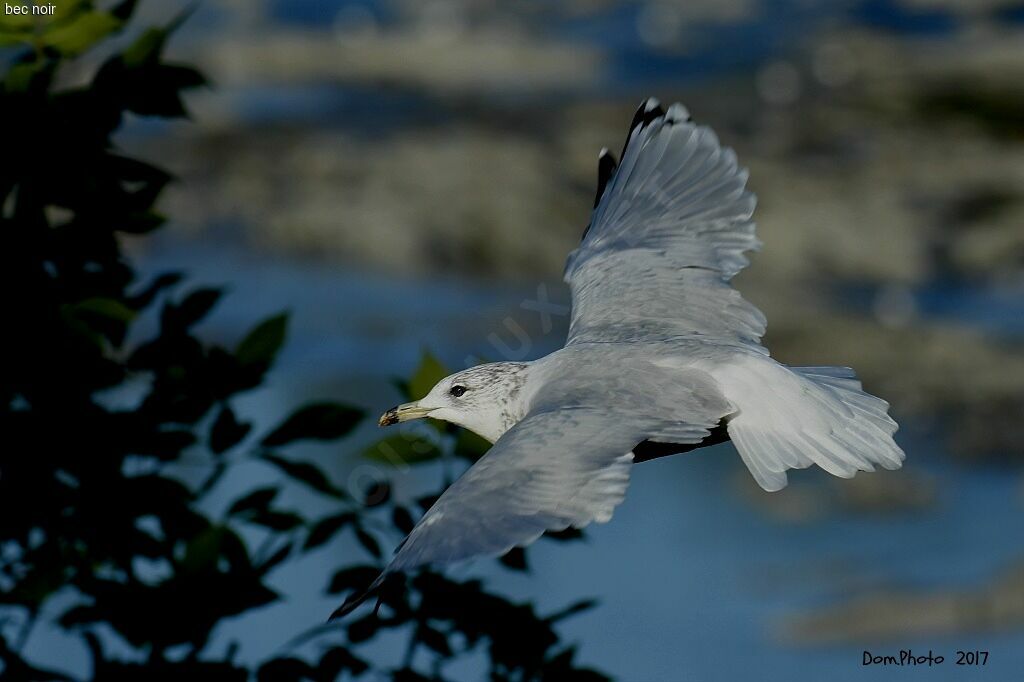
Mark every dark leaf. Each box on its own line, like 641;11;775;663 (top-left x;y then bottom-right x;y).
393;668;433;682
210;404;251;454
499;547;528;572
346;615;379;644
257;657;316;682
327;566;381;595
417;493;441;512
417;625;453;657
110;0;140;21
355;528;382;559
259;541;294;573
249;510;304;532
304;512;355;551
392;506;416;534
262;453;344;498
227;487;278;517
144;428;197;460
161;287;221;331
261;403;363;446
363;481;390;507
318;646;369;678
545;527;585;542
181;525;226;574
128;271;182;309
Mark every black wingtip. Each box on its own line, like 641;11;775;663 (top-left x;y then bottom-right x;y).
327;574;386;622
593;147;618;209
629;98;665;131
621;98;666;159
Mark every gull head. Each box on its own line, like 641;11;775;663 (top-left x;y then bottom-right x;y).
379;362;530;442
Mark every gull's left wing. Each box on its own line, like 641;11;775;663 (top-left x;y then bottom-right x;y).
331;363;730;618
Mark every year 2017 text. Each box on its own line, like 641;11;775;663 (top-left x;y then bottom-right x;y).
5;3;55;15
863;650;989;667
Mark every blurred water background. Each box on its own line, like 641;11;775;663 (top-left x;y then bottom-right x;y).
44;0;1024;679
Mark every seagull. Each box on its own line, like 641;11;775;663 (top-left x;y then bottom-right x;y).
331;99;904;619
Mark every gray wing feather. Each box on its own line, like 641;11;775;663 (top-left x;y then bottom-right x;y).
565;100;764;347
388;408;644;573
387;358;731;573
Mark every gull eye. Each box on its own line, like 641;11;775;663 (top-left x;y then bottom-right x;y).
449;385;466;398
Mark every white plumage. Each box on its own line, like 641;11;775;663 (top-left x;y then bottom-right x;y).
332;98;905;618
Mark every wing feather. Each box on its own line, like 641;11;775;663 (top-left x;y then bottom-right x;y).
387;408;648;573
565;99;763;347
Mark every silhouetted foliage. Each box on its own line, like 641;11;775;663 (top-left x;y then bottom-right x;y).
0;2;608;680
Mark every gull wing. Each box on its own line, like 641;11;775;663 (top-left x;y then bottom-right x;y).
386;408;646;572
387;356;729;572
330;362;730;618
565;99;765;348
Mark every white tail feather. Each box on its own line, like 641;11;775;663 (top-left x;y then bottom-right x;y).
719;357;904;492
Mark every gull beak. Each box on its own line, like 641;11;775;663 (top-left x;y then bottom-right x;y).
379;401;434;427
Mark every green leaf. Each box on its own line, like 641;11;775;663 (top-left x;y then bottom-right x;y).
0;8;35;36
408;350;449;400
118;210;166;234
2;60;54;93
235;313;288;366
262;453;344;498
227;487;278;517
455;428;492;461
181;525;225;574
363;434;442;466
44;11;122;56
122;26;165;66
73;297;136;322
121;3;196;65
261;403;363;446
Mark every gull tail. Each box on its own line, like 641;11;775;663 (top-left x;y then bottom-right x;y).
720;358;905;492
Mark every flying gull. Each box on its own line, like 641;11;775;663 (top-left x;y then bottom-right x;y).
332;99;905;618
